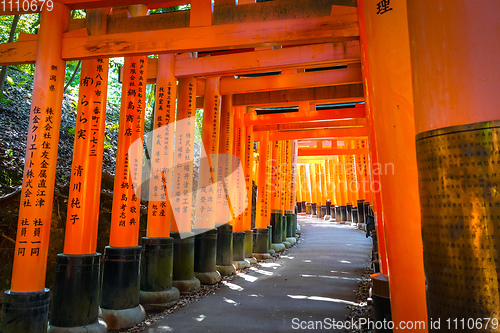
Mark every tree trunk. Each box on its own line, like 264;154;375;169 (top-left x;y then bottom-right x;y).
63;60;81;93
0;15;20;93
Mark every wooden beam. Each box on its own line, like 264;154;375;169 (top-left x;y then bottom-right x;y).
245;105;365;126
261;127;368;141
214;1;355;25
0;40;38;65
60;14;359;60
169;41;360;78
298;148;369;156
219;64;361;95
0;0;185;15
233;83;364;107
253;118;366;132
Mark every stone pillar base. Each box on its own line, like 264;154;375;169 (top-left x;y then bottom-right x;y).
48;319;107;333
172;277;201;294
245;257;257;264
1;288;50;333
194;270;222;285
139;288;180;312
271;243;286;252
100;305;145;330
216;264;236;276
233;259;250;270
253;253;272;260
286;237;296;246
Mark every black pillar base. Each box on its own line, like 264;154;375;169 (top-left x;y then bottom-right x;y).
340;206;347;223
270;209;283;244
100;246;145;330
1;288;50;333
171;232;201;293
326;200;332;216
357;199;366;225
285;211;294;238
267;225;275;255
193;229;221;285
311;203;317;216
291;214;298;237
140;237;180;311
232;231;249;269
372;273;392;333
216;224;236;276
352;207;358;225
252;228;271;260
244;230;256;263
346;203;353;223
281;214;289;246
48;253;106;332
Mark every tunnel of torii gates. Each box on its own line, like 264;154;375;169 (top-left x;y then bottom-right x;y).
0;0;499;332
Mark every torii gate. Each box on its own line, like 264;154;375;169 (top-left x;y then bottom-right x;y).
2;1;499;333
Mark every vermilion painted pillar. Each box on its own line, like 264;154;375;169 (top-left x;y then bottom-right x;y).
170;76;201;292
232;106;249;269
253;133;272;260
309;164;317;216
270;141;285;251
139;54;180;309
216;94;236;275
101;25;149;327
232;106;246;233
243;109;256;262
194;76;223;285
1;4;69;333
358;0;427;329
357;0;388;274
48;9;110;332
408;1;500;324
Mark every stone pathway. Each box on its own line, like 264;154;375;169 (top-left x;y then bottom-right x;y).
143;216;372;332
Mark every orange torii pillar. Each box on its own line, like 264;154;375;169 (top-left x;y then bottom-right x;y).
253;133;272;260
337;150;349;223
308;164;317;216
305;164;313;214
231;106;250;269
315;163;322;216
215;94;237;275
359;0;427;329
296;164;303;213
289;140;299;236
357;0;388;275
320;163;328;218
355;139;369;229
324;158;333;219
314;163;323;218
270;141;286;252
46;8;109;333
332;157;342;220
193;76;223;285
408;1;500;324
329;158;338;221
299;164;309;213
169;76;201;293
242;109;257;263
344;148;355;224
139;53;180;310
283;141;297;245
0;5;69;333
280;141;291;247
101;47;149;330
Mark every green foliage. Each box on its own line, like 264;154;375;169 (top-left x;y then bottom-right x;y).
149;4;190;14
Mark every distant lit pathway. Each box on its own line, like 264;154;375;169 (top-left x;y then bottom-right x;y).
143;216;372;333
